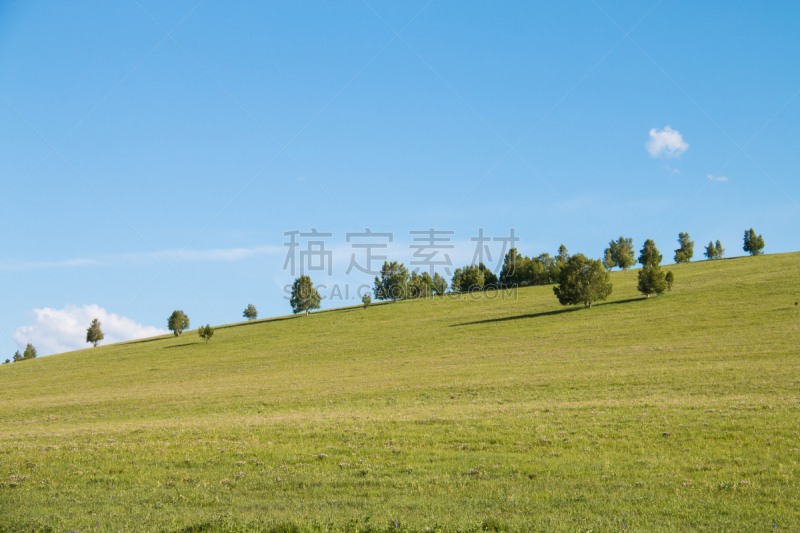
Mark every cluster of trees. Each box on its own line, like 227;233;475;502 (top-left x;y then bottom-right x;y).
5;343;37;364
198;324;215;342
743;228;765;256
370;262;449;301
497;246;567;287
704;240;725;260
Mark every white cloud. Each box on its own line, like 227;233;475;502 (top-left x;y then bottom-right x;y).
13;304;168;356
646;126;689;158
662;164;683;175
707;174;727;182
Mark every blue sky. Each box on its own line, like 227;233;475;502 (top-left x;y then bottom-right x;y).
2;0;799;356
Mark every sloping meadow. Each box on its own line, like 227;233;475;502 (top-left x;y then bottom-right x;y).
1;253;799;531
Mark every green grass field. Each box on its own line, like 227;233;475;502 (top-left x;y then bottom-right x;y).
1;253;799;532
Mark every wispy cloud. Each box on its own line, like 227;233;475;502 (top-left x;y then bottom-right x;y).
707;174;728;182
646;126;689;158
662;164;683;175
0;245;283;271
13;304;168;356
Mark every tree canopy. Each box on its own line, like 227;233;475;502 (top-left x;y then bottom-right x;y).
290;275;322;316
451;264;484;292
243;304;258;321
432;273;448;295
743;228;765;256
13;343;37;362
638;265;668;297
198;324;215;343
638;239;663;267
167;310;190;336
408;271;435;298
553;254;612;308
674;232;694;263
499;248;560;286
86;318;104;347
373;261;410;302
604;237;636;271
715;240;725;259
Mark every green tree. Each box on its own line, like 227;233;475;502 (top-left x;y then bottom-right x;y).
638;266;668;297
2;359;8;364
243;304;258;321
603;248;617;271
615;237;636;270
167;310;190;336
432;273;448;295
290;275;322;316
674;232;694;263
12;350;22;362
373;261;410;302
556;245;570;266
704;240;717;260
665;270;675;290
198;324;214;343
715;240;725;259
86;318;104;347
407;272;434;299
451;264;485;292
602;248;616;271
362;293;371;309
638;239;663;267
499;248;520;286
23;343;37;360
553;254;613;308
743;228;765;256
604;237;635;271
479;263;499;287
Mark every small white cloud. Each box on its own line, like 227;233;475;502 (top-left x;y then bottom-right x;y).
297;175;306;182
646;126;689;158
13;304;168;356
662;164;683;175
707;174;727;182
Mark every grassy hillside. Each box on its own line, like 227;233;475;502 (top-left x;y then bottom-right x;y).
1;253;799;532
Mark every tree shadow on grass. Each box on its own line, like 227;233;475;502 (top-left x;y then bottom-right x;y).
451;297;643;327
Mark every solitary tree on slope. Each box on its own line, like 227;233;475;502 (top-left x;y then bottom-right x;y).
553;254;612;309
168;310;190;336
86;318;104;347
290;276;321;316
243;304;258;321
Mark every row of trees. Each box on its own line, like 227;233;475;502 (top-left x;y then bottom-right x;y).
5;229;770;362
287;228;766;315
